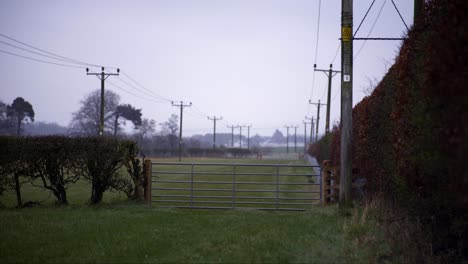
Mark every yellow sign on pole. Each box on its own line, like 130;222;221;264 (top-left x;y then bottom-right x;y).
342;26;352;42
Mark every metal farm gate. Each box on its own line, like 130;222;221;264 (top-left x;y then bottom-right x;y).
145;162;322;211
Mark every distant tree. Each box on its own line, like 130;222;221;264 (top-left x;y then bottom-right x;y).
250;134;263;147
134;118;156;144
69;89;120;135
7;97;35;136
23;122;68;136
0;100;13;135
270;129;285;143
160;114;179;149
113;104;142;136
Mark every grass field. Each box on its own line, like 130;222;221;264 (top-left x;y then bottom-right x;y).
0;203;349;263
0;158;390;263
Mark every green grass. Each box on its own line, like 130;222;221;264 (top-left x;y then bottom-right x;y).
0;157;391;263
0;176;128;207
0;203;347;263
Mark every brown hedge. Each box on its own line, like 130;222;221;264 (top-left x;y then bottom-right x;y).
310;0;467;259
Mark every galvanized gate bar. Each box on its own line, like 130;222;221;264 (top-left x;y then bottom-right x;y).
151;161;321;211
154;180;320;185
153;162;316;168
153;171;320;177
153;194;321;200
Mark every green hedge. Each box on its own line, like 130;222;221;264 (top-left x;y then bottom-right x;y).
0;136;145;206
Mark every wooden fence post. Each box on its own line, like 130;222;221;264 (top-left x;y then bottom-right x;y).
322;160;331;205
145;159;152;205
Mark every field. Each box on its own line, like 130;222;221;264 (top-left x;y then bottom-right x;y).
0;158;389;263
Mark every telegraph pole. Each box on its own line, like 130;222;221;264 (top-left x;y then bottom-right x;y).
293;126;298;152
314;64;340;133
303;120;311;153
86;67;119;136
239;126;242;148
207;116;222;149
227;125;237;147
340;0;353;206
305;116;315;143
285;126;291;153
309;100;326;142
245;125;252;149
171;101;192;161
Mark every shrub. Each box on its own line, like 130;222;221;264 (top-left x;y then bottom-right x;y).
74;137;135;205
0;136;141;205
20;136;82;205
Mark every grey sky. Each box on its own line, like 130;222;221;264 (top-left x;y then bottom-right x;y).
0;0;413;136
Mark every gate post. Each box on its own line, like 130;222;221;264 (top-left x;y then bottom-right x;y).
232;165;237;209
190;163;194;208
322;160;331;205
145;159;152;205
275;165;279;209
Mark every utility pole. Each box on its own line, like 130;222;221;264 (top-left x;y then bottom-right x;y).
227;125;237;147
86;67;119;136
303;121;311;153
239;125;242;148
293;126;298;152
171;101;192;162
305;116;315;143
285;126;292;153
207;116;222;149
340;0;353;207
309;100;326;142
244;125;252;150
314;64;340;133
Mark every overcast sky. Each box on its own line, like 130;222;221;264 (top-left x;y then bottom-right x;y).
0;0;413;137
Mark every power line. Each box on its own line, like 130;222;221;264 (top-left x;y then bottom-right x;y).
0;33;182;110
120;71;173;102
107;79;165;103
0;32;106;68
0;39;91;66
309;0;323;103
354;0;377;37
313;0;322;66
390;0;409;31
354;0;387;60
331;43;341;65
116;76;170;102
0;48;84;68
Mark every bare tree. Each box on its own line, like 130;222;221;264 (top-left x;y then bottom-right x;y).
160;114;179;149
362;76;380;96
69;90;120;135
134;118;156;145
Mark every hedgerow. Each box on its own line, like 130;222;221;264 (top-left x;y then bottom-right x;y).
0;136;144;206
310;0;467;260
